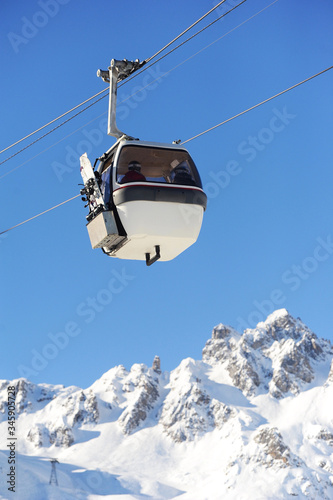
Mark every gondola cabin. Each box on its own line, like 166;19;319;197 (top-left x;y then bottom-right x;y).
80;138;207;265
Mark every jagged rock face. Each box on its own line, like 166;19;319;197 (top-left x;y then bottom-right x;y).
317;429;333;446
14;380;30;412
212;324;235;340
0;309;333;499
248;425;333;498
10;380;56;413
27;423;74;448
152;355;161;374
0;305;332;497
49;426;74;447
226;346;262;396
118;370;159;435
62;389;99;427
202;326;266;396
0;379;56;415
203;325;240;363
160;382;212;442
91;363;162;436
253;427;294;468
257;312;305;343
27;424;49;448
268;336;317;398
203;309;332;398
25;388;99;448
159;359;236;442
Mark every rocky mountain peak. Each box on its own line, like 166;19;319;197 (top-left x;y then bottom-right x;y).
152;355;161;374
159;358;236;443
211;324;239;340
259;308;311;341
203;309;332;398
117;365;160;435
0;310;332;499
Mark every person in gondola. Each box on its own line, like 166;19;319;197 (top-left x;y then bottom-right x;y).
172;163;196;186
120;161;146;183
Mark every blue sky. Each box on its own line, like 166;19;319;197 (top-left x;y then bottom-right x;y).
1;0;332;389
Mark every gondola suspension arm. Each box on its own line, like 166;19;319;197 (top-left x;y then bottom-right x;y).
97;59;145;139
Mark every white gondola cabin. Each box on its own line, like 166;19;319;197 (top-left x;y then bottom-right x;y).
80;138;207;265
79;58;207;265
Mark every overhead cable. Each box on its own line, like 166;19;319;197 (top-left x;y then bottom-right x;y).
0;88;108;157
181;64;333;145
1;63;331;238
144;0;228;64
0;194;80;236
123;0;247;88
0;0;231;162
0;92;110;168
0;0;278;180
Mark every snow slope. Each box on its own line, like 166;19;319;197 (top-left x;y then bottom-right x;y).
0;309;332;499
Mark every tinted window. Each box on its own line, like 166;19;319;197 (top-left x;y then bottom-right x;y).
116;146;202;188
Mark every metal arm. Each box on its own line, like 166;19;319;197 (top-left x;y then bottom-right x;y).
97;58;144;139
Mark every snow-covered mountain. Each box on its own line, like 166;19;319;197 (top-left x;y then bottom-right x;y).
1;309;333;499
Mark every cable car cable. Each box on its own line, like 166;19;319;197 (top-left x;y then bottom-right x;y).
0;0;279;180
1;63;331;238
144;0;228;65
0;0;248;166
0;110;107;180
181;64;333;145
121;0;248;87
0;88;108;157
0;0;228;159
0;92;110;168
0;194;80;236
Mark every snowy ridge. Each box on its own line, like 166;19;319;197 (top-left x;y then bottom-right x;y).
0;309;333;499
203;309;331;398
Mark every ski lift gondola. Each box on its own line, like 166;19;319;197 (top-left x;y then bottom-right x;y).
80;59;207;265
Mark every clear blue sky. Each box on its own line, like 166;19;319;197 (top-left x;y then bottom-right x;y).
1;0;332;389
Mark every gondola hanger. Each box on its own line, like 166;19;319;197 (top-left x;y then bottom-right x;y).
80;59;207;265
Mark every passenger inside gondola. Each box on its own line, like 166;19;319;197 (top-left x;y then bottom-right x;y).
119;161;146;184
171;163;196;186
114;145;203;188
